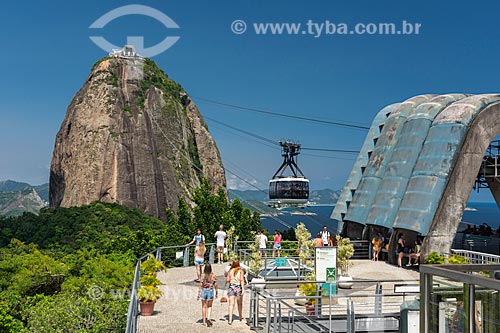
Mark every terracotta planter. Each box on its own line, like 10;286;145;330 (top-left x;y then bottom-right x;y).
140;301;156;316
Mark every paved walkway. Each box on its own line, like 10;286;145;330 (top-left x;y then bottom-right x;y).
137;263;252;333
349;259;420;280
137;260;420;333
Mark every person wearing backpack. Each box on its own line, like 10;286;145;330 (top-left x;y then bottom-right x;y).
320;226;330;246
186;228;206;246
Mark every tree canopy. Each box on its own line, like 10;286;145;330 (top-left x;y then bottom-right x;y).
0;180;261;332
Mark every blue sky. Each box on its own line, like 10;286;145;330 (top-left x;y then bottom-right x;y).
1;0;499;202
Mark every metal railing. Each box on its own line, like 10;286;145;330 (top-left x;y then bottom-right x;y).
125;243;220;332
156;243;217;267
125;248;159;333
248;278;420;333
420;264;500;333
452;233;500;255
451;249;500;264
125;239;371;332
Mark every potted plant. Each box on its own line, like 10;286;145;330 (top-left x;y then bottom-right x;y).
298;272;317;315
336;236;354;289
140;274;162;287
247;230;263;281
139;254;167;316
295;223;313;267
138;285;163;316
141;254;167;276
224;225;239;262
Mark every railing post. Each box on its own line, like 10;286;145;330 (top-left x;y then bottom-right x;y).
273;299;278;332
465;283;476;333
420;272;432;333
266;297;271;333
315;284;320;317
183;246;189;267
209;245;215;264
346;299;351;333
350;300;355;333
250;286;263;330
156;247;161;261
374;281;382;315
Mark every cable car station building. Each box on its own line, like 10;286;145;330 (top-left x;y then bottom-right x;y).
331;94;500;262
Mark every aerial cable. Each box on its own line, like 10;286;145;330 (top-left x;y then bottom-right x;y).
302;153;356;161
224;159;267;188
301;147;359;154
224;167;268;195
204;116;360;154
151;116;318;230
193;96;370;130
207;122;281;151
204;115;277;145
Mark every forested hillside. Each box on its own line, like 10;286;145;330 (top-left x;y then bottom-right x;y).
0;180;260;332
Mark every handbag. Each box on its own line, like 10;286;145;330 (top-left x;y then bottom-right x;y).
220;281;228;302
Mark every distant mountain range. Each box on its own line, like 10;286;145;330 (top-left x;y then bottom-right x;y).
0;180;48;217
228;188;341;212
0;181;341;217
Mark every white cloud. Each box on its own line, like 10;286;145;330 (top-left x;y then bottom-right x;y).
226;174;260;190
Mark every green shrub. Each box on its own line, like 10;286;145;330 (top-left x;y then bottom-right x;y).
446;254;469;265
424;252;445;264
0;302;23;332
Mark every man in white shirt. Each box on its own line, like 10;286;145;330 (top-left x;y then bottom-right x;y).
320;226;330;246
214;225;227;264
186;228;205;246
257;230;268;258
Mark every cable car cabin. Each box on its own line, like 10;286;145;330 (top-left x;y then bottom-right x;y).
268;177;309;206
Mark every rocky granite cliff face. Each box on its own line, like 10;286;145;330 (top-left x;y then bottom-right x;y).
49;57;226;219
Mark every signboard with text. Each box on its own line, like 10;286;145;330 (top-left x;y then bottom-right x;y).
315;246;337;282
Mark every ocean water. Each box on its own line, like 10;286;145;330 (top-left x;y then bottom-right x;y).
261;205;338;235
261;202;500;234
462;202;500;229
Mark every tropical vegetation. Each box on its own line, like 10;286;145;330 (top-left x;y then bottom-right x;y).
0;179;261;332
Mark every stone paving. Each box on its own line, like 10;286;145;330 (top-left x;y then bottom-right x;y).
137;263;252;333
137;260;420;333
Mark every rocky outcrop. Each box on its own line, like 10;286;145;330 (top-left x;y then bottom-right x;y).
0;188;46;217
49;57;226;219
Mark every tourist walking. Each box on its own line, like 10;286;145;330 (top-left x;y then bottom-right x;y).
329;233;337;246
186;228;206;246
257;230;268;258
320;226;330;246
226;260;245;324
313;233;324;247
272;230;282;257
215;225;227;264
194;242;206;282
197;263;218;327
397;233;406;268
372;233;383;261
